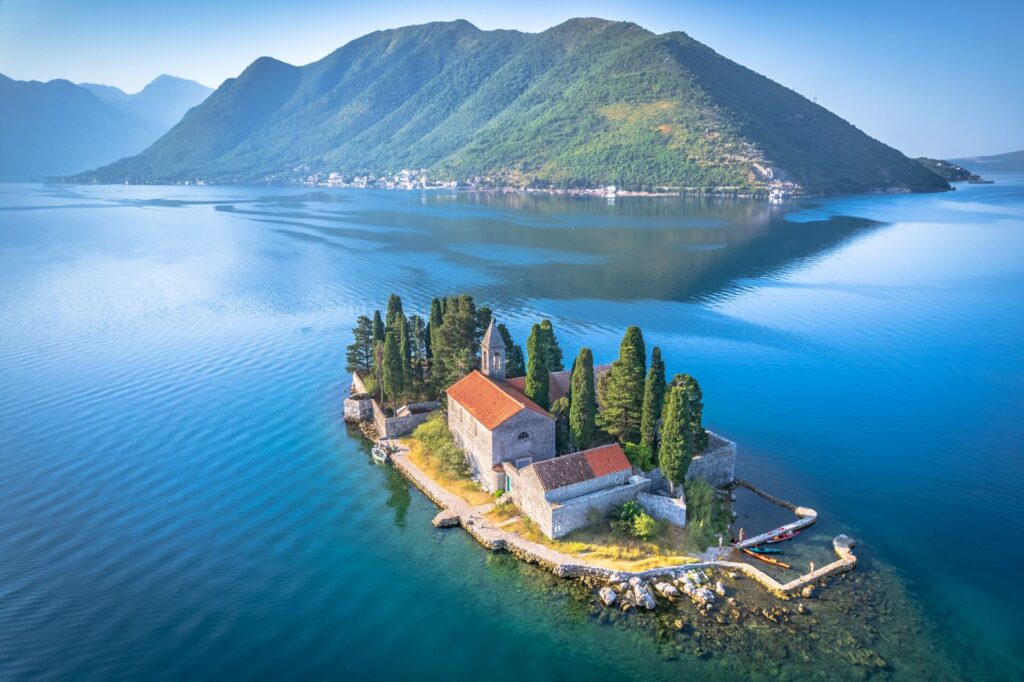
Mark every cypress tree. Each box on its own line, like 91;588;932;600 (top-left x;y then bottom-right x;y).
551;397;571;455
385;293;404;330
345;315;375;375
381;328;404;405
372;310;385;343
640;346;666;449
622;325;646;375
429;295;477;394
569;347;596;450
525;324;550;410
674;373;709;453
497;323;526;378
658;383;693;493
476;306;493;348
539;319;564;371
596;326;647;443
427;297;443;359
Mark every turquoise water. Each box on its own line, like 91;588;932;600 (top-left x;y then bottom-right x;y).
1;180;1021;680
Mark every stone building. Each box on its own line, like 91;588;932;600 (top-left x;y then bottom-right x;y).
504;443;652;539
446;320;556;491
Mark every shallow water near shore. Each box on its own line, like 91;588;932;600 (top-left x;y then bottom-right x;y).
1;180;1022;679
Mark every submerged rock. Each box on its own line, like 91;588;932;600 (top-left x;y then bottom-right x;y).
801;585;819;599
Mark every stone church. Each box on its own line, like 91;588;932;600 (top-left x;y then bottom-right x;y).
446;319;556;491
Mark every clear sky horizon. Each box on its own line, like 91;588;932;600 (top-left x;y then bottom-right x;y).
1;0;1021;158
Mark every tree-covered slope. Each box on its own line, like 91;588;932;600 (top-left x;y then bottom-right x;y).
77;19;949;195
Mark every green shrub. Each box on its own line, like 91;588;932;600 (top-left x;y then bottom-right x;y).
413;413;469;478
623;442;655;472
683;478;731;549
630;512;658;540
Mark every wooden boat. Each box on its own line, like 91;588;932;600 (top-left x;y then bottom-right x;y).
765;530;801;544
742;548;790;569
747;546;784;555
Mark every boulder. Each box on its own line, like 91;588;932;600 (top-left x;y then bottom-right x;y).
633;583;657;610
599;587;618;607
714;581;726;597
801;585;818;599
655;582;680;598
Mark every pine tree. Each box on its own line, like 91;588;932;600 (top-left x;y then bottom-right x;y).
372;310;385;343
640;346;666;449
430;295;477;393
525;324;550;410
551;397;571;455
497;323;526;378
539;319;564;371
569;347;596;450
345;315;375;375
381;328;404;406
596;326;647;442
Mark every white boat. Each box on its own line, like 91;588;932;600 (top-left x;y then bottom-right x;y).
371;443;390;463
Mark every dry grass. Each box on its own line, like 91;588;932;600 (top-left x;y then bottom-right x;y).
402;438;493;507
484;503;519;523
502;517;700;572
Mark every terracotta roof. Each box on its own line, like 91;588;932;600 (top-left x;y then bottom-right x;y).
506;364;612;406
446;370;551;430
529;444;631;492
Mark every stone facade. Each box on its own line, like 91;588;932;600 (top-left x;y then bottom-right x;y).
343;396;373;423
548;478;651;539
448;398;555;491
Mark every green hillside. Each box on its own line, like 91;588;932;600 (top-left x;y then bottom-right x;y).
77;19;949;195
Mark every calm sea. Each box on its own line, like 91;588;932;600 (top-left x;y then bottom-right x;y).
1;180;1021;680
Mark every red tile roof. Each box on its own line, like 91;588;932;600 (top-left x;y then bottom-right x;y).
506;364;612;406
582;444;631;478
528;444;632;491
446;370;552;430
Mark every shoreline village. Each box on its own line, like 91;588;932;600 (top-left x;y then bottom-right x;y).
343;293;857;612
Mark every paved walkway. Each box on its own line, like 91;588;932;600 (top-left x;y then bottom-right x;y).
388;443;856;597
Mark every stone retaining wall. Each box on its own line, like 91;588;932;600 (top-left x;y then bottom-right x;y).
549;479;651;539
385;442;855;600
371;399;438;439
637;491;687;527
343;397;374;423
686;431;736;488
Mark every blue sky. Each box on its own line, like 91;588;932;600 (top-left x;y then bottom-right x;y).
1;0;1021;158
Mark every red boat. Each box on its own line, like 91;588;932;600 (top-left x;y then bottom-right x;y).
765;530;801;544
741;548;791;569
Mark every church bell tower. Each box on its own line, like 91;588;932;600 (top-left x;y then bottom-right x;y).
480;318;505;381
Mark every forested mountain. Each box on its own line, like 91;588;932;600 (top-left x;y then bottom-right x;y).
76;19;948;195
0;74;210;180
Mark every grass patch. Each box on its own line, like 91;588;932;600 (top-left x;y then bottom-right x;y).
500;516;700;572
402;438;493;507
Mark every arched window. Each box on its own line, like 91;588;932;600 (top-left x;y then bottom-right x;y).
517;431;530;440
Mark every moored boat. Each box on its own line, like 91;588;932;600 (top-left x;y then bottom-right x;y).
765;530;801;544
371;443;390;463
747;546;784;555
742;548;791;569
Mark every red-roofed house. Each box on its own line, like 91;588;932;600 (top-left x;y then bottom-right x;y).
446;320;556;491
504;443;656;539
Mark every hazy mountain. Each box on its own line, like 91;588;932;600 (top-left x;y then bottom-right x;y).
0;74;211;180
80;75;213;129
77;19;948;195
953;150;1024;172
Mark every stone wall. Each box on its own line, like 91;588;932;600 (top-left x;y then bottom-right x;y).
372;399;437;439
351;371;369;395
549;479;652;539
491;410;556;468
685;431;736;488
637;491;687;527
343;396;373;423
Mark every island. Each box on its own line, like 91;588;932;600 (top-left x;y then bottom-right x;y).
343;293;858;616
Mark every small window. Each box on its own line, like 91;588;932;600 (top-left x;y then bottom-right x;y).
517;431;530;440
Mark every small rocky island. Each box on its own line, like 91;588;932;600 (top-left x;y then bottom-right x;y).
343;293;857;613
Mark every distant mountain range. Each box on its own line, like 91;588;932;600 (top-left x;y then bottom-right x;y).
953;150;1024;173
0;74;211;180
74;19;948;195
